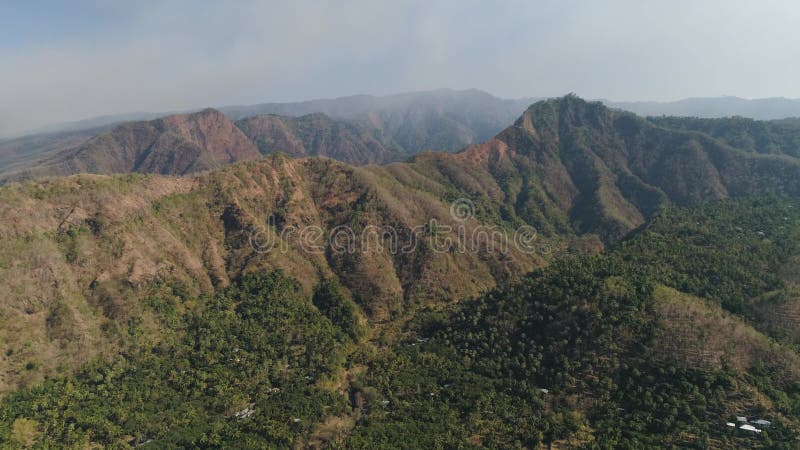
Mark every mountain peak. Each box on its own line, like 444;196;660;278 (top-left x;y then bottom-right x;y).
158;107;228;128
479;93;800;240
5;108;261;180
524;94;611;117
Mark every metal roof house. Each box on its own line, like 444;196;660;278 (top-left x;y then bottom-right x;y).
739;424;761;433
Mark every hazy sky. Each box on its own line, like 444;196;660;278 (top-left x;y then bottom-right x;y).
1;0;799;136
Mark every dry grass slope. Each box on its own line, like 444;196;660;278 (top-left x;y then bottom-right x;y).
0;154;549;393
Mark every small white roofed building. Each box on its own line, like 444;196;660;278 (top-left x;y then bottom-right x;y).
739;424;761;433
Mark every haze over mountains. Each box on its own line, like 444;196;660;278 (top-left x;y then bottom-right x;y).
8;90;800;141
608;96;800;120
0;89;533;180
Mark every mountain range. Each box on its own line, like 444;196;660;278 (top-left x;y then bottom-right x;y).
3;94;800;447
4;93;800;382
0;89;534;180
10;90;800;141
608;95;800;120
5;90;800;184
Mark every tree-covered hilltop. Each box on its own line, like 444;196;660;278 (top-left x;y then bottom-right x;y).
4;197;800;448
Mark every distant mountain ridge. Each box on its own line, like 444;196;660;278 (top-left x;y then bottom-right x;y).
8;91;799;142
0;89;535;179
235;113;401;165
0;109;427;181
222;89;536;155
7;95;800;234
7;90;800;182
605;95;800;120
647;115;800;157
0;127;110;176
4;109;262;180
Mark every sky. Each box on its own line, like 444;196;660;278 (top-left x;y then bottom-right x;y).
1;0;799;137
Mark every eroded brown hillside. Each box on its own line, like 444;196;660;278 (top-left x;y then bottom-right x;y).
0;154;548;392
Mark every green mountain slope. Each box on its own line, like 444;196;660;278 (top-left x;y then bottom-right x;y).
413;95;800;241
3;198;800;448
0;271;356;448
339;197;800;449
648;116;800;157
